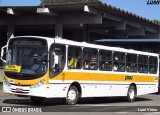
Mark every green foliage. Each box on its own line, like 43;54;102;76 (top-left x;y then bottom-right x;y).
153;19;160;25
41;0;100;5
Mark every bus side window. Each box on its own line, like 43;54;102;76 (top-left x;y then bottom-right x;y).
68;46;82;69
138;55;148;73
149;56;157;74
113;52;125;72
83;48;98;70
126;54;137;73
99;50;112;71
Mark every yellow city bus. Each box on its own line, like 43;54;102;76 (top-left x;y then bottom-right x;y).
1;36;159;105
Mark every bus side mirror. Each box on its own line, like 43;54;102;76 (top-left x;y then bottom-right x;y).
1;45;7;63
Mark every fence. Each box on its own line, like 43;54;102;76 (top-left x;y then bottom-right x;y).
0;67;4;82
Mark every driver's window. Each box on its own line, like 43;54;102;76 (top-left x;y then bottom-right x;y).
50;44;66;78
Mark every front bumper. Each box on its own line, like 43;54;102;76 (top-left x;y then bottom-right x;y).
3;82;51;97
3;82;68;98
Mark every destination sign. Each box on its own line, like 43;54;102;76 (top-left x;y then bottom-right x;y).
13;41;42;46
9;37;47;46
5;65;21;73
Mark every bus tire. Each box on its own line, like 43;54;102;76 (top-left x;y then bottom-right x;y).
127;85;136;102
66;86;79;105
30;96;45;104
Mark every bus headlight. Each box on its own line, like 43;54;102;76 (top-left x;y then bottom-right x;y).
3;80;11;87
30;79;46;89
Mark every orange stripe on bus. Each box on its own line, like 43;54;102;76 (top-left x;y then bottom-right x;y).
52;72;155;82
4;71;156;86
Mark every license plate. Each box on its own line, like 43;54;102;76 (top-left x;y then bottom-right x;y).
16;88;23;92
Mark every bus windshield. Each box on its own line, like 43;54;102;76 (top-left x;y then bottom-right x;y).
5;47;48;75
4;37;48;79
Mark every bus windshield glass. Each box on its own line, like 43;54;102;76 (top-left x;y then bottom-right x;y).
4;38;48;78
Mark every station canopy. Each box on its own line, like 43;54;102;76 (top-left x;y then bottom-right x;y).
0;0;159;40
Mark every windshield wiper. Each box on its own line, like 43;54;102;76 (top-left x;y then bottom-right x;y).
14;73;24;77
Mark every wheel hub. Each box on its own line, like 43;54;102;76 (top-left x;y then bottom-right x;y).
67;89;77;101
129;89;135;99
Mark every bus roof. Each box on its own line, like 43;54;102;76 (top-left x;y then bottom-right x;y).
11;36;159;57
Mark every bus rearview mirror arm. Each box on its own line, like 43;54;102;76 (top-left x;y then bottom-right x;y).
1;45;7;63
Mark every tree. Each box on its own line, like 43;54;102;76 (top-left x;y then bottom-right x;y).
41;0;100;5
152;19;160;25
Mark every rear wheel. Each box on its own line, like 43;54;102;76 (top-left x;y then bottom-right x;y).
127;85;136;102
66;86;79;105
30;96;45;104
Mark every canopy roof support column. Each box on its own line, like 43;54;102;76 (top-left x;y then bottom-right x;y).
7;25;14;40
55;17;63;38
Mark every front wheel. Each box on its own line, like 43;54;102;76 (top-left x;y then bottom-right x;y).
30;96;45;104
66;86;79;105
127;85;136;102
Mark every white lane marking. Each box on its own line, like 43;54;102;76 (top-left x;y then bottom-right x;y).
116;112;128;114
143;112;160;115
